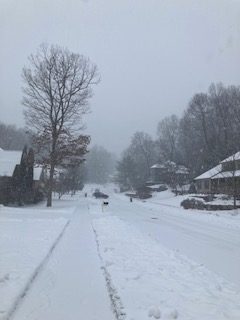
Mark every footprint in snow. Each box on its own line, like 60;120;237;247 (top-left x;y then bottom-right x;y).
104;247;115;252
167;309;178;319
0;274;10;284
105;261;114;267
148;307;179;319
148;306;161;319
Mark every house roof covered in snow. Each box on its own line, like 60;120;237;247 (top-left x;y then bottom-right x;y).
194;164;222;180
33;166;44;181
0;149;22;177
221;151;240;163
176;165;189;174
211;170;240;179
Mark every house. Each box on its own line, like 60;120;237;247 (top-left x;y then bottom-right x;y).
149;161;189;186
194;151;240;195
194;164;221;193
150;163;167;184
0;147;45;205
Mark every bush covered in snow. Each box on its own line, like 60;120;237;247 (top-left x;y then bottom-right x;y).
181;198;239;211
181;198;205;210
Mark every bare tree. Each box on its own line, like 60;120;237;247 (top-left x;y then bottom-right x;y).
22;44;99;206
157;115;180;163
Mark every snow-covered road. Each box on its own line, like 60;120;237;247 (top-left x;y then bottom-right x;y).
2;186;240;319
88;186;240;319
104;191;240;288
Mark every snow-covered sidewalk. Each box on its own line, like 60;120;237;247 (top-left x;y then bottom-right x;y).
0;213;69;320
11;204;114;320
93;215;240;320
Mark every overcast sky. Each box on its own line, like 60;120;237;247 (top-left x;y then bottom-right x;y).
1;0;240;155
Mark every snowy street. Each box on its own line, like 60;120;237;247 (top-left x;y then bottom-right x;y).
2;1;240;319
1;186;240;319
105;190;240;288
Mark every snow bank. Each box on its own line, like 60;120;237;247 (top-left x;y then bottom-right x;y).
93;216;240;320
0;215;69;320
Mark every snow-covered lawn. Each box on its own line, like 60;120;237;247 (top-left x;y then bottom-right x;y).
93;215;240;320
0;206;70;320
149;189;240;212
140;190;240;227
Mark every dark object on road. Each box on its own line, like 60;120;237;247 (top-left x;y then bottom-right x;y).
84;193;87;197
103;201;109;205
148;184;168;192
93;190;109;199
126;193;138;198
138;192;152;199
130;197;133;202
125;192;152;200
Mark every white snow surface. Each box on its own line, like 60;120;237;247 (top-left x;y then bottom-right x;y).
92;215;240;319
33;166;43;181
212;170;240;179
221;151;240;163
1;186;240;319
0;150;22;177
2;195;114;320
0;207;69;320
194;164;222;180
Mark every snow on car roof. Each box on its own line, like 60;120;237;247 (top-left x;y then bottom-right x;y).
194;164;221;180
0;149;22;177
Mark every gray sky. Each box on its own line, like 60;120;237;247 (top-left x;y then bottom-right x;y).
1;0;240;155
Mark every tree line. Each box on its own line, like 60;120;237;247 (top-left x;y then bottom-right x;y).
116;83;240;190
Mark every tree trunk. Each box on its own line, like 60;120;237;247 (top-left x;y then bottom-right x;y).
47;162;55;207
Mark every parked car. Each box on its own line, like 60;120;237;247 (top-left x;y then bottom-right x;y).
93;189;109;199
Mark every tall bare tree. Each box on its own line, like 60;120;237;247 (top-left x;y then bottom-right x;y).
22;44;99;206
157;115;180;162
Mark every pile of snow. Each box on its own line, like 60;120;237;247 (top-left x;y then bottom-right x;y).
93;216;240;320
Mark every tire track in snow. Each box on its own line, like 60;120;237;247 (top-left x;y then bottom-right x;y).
91;222;126;320
5;219;71;320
